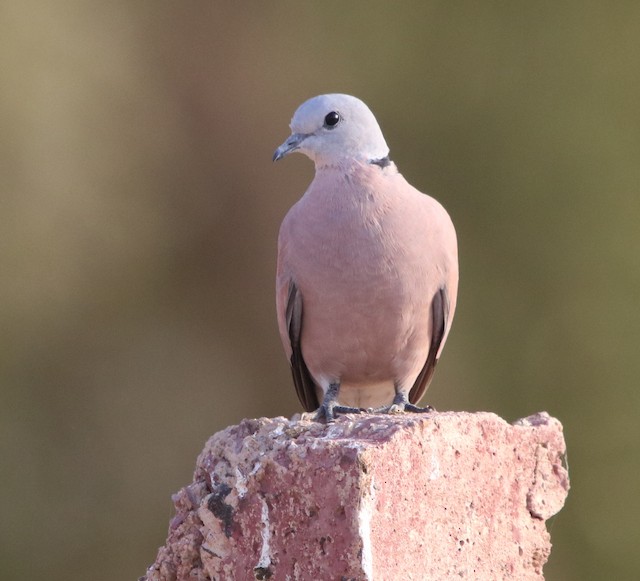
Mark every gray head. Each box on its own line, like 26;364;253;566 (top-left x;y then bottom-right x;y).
273;94;390;167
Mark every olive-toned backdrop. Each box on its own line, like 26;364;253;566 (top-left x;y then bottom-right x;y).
3;2;639;579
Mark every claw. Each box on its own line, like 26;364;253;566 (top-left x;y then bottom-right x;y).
380;393;435;415
313;386;433;422
313;382;363;422
314;404;363;423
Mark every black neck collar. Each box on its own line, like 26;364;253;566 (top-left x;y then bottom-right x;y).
370;155;391;168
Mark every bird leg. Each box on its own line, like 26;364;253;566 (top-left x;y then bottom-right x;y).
314;382;362;422
376;391;435;415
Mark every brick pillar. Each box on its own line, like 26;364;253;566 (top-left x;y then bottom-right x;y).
142;411;569;581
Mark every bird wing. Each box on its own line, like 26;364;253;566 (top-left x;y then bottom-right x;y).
408;286;450;405
284;281;320;412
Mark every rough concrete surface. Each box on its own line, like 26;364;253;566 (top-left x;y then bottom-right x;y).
141;411;569;580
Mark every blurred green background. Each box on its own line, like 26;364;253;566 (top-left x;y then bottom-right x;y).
2;2;639;579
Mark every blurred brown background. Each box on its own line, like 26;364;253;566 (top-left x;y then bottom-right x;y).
2;2;639;579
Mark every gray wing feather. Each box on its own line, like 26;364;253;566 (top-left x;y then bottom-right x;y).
285;282;319;412
408;286;449;405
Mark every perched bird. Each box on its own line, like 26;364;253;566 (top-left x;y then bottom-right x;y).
274;94;458;421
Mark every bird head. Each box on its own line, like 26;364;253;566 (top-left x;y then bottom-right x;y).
273;94;390;167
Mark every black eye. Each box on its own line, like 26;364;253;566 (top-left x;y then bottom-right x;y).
324;111;341;128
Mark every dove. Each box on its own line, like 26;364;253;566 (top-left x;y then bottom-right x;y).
274;94;458;421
